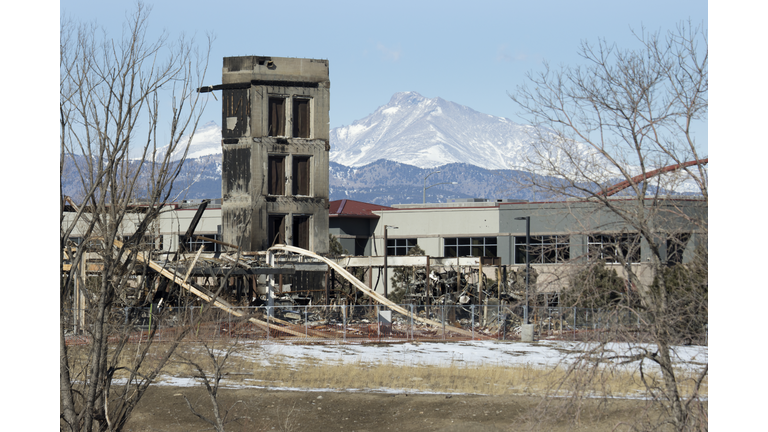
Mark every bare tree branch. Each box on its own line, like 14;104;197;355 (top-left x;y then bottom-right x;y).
60;3;213;431
510;21;707;432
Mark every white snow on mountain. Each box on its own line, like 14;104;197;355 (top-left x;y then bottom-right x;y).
166;94;621;175
328;91;545;170
160;93;706;196
158;121;222;161
185;121;223;159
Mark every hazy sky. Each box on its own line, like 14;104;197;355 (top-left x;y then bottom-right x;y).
60;0;708;155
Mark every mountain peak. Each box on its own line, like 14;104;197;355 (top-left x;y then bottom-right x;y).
329;92;536;170
157;121;222;161
168;92;534;170
387;91;427;105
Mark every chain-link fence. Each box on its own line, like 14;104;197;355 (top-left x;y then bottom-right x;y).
64;304;666;344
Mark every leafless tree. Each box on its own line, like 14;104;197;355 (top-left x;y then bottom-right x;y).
59;3;218;431
174;310;252;432
510;21;707;431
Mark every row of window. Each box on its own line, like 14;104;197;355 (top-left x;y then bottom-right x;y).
67;235;216;253
385;234;687;264
68;226;310;254
222;90;312;140
69;231;687;264
445;237;498;258
181;234;221;253
67;235;166;250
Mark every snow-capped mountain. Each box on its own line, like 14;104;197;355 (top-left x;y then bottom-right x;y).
329;91;541;170
132;92;704;203
166;92;550;171
157;121;222;161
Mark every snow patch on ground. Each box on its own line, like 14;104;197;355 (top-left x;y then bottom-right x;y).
148;340;707;398
241;340;707;372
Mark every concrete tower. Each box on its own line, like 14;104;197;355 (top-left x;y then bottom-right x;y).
215;56;330;253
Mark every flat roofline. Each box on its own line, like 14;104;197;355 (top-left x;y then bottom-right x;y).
382;195;706;211
392;202;501;209
329;214;379;219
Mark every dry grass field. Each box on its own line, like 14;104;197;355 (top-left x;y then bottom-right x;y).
124;386;683;432
158;343;707;400
89;339;707;431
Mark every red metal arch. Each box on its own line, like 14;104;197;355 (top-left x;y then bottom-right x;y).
598;158;708;197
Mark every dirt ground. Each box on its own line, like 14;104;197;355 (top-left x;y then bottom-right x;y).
124;385;655;432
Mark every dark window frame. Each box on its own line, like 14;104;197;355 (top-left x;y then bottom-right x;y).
354;238;367;256
292;215;311;250
268;97;286;137
268;155;286;195
292;155;311;196
588;233;641;264
666;233;691;265
514;235;570;264
292;97;311;138
222;88;249;138
387;238;418;256
180;234;219;253
268;214;286;247
443;237;497;258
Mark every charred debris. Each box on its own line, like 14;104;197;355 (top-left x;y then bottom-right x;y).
64;201;553;336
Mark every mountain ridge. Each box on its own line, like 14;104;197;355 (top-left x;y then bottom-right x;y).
62;92;704;206
329;91;541;170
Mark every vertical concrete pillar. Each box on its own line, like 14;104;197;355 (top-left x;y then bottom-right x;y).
267;250;275;317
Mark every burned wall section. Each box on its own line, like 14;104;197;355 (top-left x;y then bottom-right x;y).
222;146;251;194
222;88;250;138
220;56;330;254
221;142;253;250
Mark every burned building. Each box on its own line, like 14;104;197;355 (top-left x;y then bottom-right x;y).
211;56;331;253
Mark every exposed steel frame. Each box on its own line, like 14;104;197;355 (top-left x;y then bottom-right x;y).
597;159;708;197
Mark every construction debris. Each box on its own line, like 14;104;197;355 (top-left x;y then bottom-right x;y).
64;227;553;342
